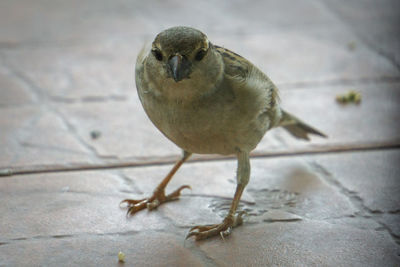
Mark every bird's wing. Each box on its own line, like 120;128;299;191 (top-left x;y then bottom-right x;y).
213;45;251;80
214;44;279;101
214;45;281;127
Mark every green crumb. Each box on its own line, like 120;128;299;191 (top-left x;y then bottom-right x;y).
353;92;361;103
336;90;361;105
336;95;347;103
118;251;125;262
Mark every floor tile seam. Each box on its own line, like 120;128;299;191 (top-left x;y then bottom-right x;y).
1;140;400;177
315;0;400;71
309;160;400;246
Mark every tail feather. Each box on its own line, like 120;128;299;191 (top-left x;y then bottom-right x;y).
279;110;327;141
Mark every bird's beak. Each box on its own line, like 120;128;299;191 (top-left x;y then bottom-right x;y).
168;54;190;82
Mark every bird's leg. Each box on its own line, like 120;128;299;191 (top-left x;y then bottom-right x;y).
120;151;192;216
187;151;250;241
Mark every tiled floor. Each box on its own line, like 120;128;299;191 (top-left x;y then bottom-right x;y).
1;0;399;266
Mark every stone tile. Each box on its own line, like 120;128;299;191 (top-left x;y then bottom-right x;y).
159;196;223;227
321;0;400;67
123;156;355;222
2;44;139;101
260;82;400;151
56;100;181;159
326;216;382;231
5;23;395;103
2;0;398;105
198;221;400;267
0;106;92;168
121;160;272;228
0;67;35;107
1;149;398;265
122;160;255;203
0;0;399;266
0;0;149;45
313;149;400;212
212;29;399;86
380;213;400;237
54;82;400;163
1;0;398;168
0;0;343;45
0;106;34;167
0;170;170;241
2;79;397;169
248;157;356;220
0;232;204;267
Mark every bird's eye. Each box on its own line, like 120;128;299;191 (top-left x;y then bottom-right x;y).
195;49;207;61
152;49;163;61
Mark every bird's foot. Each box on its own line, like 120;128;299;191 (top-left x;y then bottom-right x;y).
186;211;246;241
120;185;191;216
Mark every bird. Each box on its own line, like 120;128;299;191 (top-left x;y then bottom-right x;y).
121;26;326;240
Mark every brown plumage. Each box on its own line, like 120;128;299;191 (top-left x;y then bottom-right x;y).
121;26;326;240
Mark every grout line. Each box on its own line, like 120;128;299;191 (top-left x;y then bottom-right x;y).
1;140;400;177
0;230;140;246
1;57;105;164
52;108;103;161
310;160;400;246
316;0;400;72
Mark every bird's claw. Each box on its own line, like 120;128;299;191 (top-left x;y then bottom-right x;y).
186;211;245;241
120;185;191;216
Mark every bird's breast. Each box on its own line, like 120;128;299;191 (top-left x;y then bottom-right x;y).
140;89;269;155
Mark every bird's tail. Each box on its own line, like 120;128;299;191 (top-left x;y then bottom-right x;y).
278;110;327;141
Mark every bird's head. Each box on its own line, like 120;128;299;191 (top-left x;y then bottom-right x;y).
151;27;210;82
151;26;210;82
141;26;224;101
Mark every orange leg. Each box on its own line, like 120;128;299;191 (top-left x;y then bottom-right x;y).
186;183;246;240
187;151;250;240
120;151;191;216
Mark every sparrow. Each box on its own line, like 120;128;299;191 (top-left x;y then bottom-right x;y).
121;26;326;240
